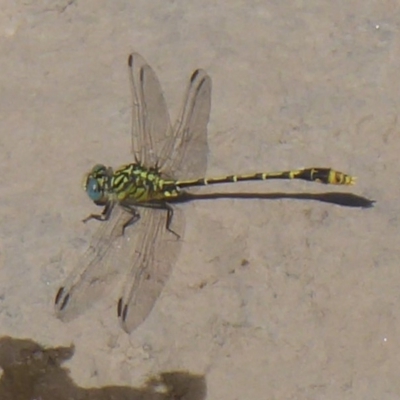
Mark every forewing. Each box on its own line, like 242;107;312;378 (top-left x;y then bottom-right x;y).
54;206;135;321
117;206;184;333
160;68;211;180
128;53;173;167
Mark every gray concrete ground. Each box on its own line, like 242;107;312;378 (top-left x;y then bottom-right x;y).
0;1;398;399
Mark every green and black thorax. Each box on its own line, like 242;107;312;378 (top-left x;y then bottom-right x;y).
84;163;181;206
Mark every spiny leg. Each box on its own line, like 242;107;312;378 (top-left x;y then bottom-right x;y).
164;202;180;239
82;201;114;223
139;201;181;239
121;202;180;238
120;205;141;235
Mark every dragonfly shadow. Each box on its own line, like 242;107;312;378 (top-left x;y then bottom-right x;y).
0;335;206;400
175;191;375;208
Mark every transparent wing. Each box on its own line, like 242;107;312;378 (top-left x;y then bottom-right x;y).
56;55;210;330
116;64;212;332
117;206;184;333
159;68;211;179
128;52;173;167
54;206;133;320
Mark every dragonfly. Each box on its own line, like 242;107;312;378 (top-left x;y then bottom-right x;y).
54;53;355;333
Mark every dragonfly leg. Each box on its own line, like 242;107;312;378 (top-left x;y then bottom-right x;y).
121;205;141;235
136;202;181;239
82;201;113;223
164;203;180;239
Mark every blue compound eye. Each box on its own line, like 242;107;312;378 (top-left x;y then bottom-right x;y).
86;177;103;201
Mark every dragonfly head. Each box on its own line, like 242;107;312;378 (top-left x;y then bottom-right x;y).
83;164;113;205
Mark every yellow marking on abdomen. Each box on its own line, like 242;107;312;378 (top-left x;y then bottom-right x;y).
176;168;355;189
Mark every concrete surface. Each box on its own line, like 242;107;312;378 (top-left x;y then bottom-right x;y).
0;1;398;399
